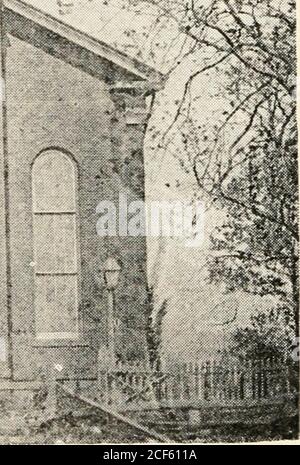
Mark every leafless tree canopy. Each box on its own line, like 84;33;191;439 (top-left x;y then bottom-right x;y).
115;0;297;337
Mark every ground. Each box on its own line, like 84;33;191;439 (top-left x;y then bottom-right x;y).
0;412;297;444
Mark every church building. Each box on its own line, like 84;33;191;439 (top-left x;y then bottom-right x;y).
0;0;163;397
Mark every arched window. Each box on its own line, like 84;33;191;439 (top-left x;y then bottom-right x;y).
32;150;79;340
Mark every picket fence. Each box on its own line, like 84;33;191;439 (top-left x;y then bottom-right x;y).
98;356;295;411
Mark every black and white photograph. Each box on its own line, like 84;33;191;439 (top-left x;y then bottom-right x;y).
0;0;298;445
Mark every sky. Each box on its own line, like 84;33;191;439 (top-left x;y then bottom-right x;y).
16;0;184;73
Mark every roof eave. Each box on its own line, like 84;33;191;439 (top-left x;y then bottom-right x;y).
4;0;165;90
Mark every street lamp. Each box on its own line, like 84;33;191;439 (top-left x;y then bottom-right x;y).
103;257;121;291
103;257;121;367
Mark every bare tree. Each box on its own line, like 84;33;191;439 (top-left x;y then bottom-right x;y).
77;1;297;338
121;0;298;337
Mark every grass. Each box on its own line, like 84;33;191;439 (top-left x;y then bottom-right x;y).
0;412;297;444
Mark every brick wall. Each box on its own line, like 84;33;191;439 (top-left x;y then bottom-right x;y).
1;33;149;381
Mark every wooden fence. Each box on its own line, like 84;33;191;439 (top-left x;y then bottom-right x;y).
98;356;296;411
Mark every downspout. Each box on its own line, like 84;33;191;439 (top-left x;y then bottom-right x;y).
0;0;13;377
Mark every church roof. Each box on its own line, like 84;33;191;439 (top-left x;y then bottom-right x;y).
4;0;166;89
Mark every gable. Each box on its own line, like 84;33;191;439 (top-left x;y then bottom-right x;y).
4;0;165;89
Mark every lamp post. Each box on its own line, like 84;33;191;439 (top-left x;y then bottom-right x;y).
103;257;121;368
